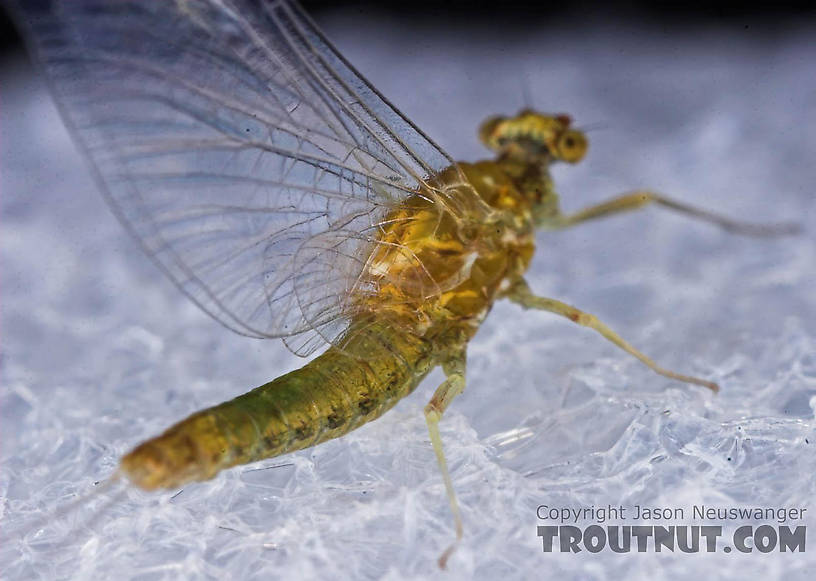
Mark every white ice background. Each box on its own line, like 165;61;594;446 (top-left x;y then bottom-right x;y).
1;9;815;581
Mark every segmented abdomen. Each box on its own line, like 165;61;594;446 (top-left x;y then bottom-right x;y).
120;321;435;490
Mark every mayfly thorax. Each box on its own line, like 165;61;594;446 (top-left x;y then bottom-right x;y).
13;0;800;567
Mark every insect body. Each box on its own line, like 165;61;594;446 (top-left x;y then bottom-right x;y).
16;0;797;567
120;147;543;489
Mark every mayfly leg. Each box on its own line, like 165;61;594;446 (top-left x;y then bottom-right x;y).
424;352;467;569
506;279;718;391
546;190;801;237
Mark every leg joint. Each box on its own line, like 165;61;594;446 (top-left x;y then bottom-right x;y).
570;311;596;327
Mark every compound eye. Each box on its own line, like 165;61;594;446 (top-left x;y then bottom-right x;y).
557;130;588;163
478;116;506;149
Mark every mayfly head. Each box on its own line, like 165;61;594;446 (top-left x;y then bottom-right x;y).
478;110;588;165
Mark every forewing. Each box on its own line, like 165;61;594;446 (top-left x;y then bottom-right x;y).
15;0;467;353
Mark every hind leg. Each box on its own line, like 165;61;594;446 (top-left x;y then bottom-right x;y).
424;352;467;569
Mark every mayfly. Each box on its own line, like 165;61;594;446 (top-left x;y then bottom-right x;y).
14;0;799;567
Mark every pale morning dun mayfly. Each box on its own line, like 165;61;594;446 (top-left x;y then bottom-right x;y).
13;0;799;567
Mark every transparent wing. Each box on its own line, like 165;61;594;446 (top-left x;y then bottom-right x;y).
16;0;473;354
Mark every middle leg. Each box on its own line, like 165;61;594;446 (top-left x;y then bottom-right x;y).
506;278;718;391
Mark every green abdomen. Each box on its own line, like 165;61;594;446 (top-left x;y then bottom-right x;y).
120;321;435;489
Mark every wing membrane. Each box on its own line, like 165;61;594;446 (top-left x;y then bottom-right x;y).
16;0;474;353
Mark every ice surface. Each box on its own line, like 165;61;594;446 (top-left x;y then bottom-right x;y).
2;10;815;581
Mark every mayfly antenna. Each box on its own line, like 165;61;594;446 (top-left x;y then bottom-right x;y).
519;71;534;109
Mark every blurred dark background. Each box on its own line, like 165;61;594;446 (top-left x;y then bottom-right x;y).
2;1;816;62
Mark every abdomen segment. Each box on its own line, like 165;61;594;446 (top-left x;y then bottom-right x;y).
120;321;435;490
